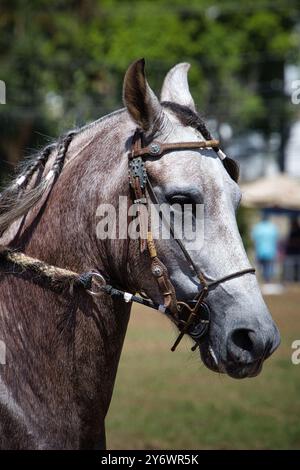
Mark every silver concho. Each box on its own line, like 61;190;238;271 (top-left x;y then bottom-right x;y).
152;265;163;277
149;143;161;155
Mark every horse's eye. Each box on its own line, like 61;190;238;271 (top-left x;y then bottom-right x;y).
168;194;194;207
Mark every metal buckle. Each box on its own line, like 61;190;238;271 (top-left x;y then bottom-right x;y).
171;300;210;351
86;272;107;296
129;157;147;189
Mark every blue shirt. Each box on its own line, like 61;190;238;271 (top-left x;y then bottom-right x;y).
252;221;278;260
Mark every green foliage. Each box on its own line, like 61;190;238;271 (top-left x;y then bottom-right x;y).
237;206;254;251
0;0;299;171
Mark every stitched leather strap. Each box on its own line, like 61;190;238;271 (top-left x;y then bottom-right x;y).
151;257;178;314
130;139;220;159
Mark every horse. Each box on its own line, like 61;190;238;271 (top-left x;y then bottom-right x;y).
0;59;280;449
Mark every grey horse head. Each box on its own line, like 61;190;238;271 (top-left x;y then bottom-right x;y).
123;59;280;379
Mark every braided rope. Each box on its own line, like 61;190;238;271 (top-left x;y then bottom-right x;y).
0;247;91;294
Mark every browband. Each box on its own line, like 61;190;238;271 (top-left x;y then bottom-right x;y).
130;139;220;158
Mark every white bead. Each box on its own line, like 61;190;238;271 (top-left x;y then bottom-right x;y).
15;175;26;186
46;170;54;181
123;292;132;303
217;149;227;160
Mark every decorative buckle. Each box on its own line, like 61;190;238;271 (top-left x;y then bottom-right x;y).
149;143;161;156
128;157;147;189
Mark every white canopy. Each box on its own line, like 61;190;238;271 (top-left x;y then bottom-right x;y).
241;174;300;210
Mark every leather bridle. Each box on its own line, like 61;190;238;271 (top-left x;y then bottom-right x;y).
128;129;255;351
0;128;256;352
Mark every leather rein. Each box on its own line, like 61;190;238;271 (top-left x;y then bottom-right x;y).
0;129;255;352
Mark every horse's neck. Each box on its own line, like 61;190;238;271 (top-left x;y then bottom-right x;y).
0;114;133;448
27;113;133;273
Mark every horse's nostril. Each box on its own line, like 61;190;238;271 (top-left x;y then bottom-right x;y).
227;328;264;365
231;329;254;353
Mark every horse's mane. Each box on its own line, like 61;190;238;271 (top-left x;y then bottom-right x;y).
0;108;125;237
0;129;78;237
162;102;240;184
161;101;213;139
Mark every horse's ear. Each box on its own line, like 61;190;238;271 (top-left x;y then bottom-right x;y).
123;58;163;132
160;63;196;111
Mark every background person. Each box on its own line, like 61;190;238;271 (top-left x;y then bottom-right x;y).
251;213;279;283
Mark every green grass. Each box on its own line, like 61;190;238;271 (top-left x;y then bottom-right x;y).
106;288;300;449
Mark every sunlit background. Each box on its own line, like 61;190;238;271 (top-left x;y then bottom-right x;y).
1;0;300;449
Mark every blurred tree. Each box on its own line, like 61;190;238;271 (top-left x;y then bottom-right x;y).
236;206;254;252
0;0;299;180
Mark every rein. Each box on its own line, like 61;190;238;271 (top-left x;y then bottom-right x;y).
0;129;255;352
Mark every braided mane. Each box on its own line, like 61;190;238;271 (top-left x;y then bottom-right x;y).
0;107;125;237
0;129;78;236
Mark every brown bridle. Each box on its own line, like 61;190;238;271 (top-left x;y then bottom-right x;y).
0;128;255;353
128;129;255;351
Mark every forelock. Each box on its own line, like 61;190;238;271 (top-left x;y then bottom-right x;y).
161;101;212;141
